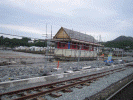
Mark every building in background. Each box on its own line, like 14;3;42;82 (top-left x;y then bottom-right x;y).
53;27;103;60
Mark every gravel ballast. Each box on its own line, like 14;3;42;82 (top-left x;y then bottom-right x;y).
0;60;107;82
0;65;132;100
0;50;133;82
0;50;133;100
45;66;133;100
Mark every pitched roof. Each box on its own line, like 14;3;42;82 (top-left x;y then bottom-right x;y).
62;27;97;43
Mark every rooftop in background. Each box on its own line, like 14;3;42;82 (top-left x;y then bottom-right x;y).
54;27;98;43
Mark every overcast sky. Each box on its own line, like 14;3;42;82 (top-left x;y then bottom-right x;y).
0;0;133;41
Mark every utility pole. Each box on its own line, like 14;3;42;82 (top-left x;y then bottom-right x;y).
84;32;86;59
97;36;99;60
51;25;52;40
45;23;48;67
46;23;47;38
50;25;52;56
93;35;94;59
78;45;81;62
78;33;81;63
97;35;100;67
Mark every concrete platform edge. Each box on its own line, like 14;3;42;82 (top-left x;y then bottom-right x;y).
0;63;131;89
84;73;133;100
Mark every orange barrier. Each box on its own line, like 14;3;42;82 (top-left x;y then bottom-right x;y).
57;61;59;69
100;54;104;57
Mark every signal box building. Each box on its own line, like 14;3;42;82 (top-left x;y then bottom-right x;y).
53;27;103;60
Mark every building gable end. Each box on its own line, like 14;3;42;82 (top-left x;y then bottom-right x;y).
53;27;70;39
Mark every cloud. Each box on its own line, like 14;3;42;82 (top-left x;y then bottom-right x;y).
1;0;116;17
0;0;133;41
116;19;132;28
0;24;45;35
1;0;84;16
82;31;120;42
112;19;133;32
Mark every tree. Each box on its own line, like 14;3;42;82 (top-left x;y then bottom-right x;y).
21;37;31;42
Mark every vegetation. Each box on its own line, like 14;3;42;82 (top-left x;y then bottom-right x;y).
0;35;132;50
104;41;133;50
0;36;47;48
103;36;133;50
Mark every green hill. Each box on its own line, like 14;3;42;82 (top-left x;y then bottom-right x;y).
104;36;133;50
112;36;133;42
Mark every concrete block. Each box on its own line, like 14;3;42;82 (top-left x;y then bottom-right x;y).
56;74;64;78
52;68;62;72
89;68;96;72
0;82;10;89
63;73;73;77
28;77;46;83
65;70;74;73
11;61;17;64
45;75;58;81
52;68;63;74
82;66;91;70
96;68;102;71
0;79;28;89
73;71;81;75
82;69;89;73
11;79;28;87
63;73;68;78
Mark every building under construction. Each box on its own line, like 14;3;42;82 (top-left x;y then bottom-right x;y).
53;27;103;61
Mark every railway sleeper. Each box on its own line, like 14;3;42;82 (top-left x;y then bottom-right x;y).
39;88;48;92
48;85;57;89
61;88;73;93
17;92;29;96
33;88;42;92
60;82;67;85
22;91;33;96
81;83;91;86
116;69;125;72
69;81;75;83
92;78;98;81
80;81;91;86
49;92;62;98
87;80;93;83
75;85;83;89
76;79;84;82
30;96;47;100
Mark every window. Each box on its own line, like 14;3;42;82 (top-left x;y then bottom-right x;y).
62;43;66;47
73;42;77;48
59;42;61;47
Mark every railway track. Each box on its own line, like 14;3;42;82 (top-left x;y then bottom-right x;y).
0;67;126;100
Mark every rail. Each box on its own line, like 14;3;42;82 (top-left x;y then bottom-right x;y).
0;67;126;100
